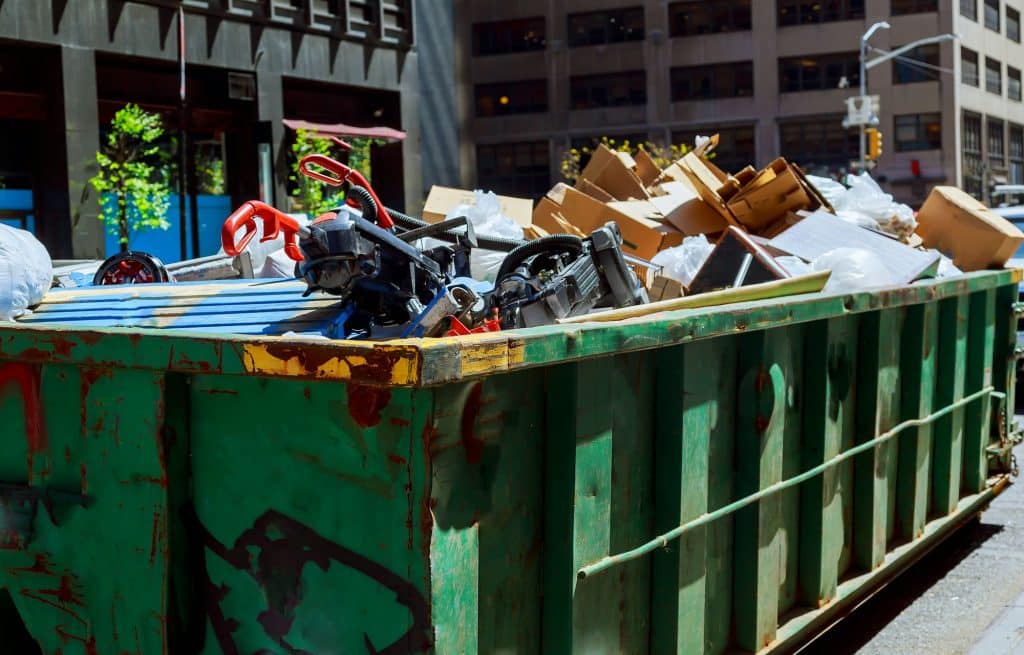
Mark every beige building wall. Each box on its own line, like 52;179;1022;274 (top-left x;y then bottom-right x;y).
458;0;1024;206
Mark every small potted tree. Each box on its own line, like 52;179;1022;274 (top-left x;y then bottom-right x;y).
89;104;172;253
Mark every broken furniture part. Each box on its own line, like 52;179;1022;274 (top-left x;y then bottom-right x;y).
687;226;791;296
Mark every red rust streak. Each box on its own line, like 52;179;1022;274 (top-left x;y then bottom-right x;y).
37;575;84;607
347;385;392;428
0;363;48;479
460;383;485;465
80;463;88;495
387;454;407;465
9;553;56;576
149;511;162;566
55;626;97;654
22;590;87;624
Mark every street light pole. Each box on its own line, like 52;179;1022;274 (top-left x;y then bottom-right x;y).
859;21;890;172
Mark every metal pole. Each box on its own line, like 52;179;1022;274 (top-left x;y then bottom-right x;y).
859;37;867;172
177;6;188;261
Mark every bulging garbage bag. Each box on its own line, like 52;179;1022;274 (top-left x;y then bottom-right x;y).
812;247;897;293
0;224;52;321
651;235;715;288
832;173;917;241
445;190;526;283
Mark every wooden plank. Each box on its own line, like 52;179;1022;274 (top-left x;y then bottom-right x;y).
963;290;996;495
733;331;787;652
931;296;969;517
896;304;937;541
800;317;857;607
853;310;901;570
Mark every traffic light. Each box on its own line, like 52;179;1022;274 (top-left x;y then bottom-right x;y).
866;128;883;161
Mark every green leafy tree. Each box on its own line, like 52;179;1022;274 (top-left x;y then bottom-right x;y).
89;104;172;252
289;131;387;216
289;129;341;217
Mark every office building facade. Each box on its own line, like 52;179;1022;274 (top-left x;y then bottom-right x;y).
0;0;462;259
458;0;1024;205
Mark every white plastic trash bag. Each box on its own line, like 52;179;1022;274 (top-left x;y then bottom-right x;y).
806;175;847;207
0;224;52;321
831;173;917;241
651;235;715;288
445;190;525;282
812;247;897;293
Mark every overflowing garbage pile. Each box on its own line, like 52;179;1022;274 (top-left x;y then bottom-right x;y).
4;134;1024;339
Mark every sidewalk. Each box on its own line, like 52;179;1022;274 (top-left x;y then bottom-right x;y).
967;591;1024;654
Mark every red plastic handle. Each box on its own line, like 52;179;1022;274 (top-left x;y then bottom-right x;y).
221;200;305;262
298;154;395;229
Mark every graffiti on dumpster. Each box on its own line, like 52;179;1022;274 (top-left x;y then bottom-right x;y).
189;508;431;655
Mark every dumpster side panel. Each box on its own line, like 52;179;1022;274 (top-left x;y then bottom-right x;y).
0;364;169;655
186;375;432;655
428;371;546;655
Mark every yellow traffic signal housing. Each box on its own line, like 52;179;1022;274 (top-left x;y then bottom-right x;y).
866;128;883;161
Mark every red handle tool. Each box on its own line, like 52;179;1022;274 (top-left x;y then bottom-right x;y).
221;200;306;262
299;154;395;230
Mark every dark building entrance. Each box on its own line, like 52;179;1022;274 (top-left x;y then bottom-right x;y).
0;43;72;257
282;77;405;212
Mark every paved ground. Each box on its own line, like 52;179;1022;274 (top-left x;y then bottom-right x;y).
802;442;1024;655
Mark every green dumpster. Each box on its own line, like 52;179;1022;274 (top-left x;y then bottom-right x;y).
0;269;1018;654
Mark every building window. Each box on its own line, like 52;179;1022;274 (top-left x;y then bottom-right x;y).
986;57;1002;95
892;44;940;84
1010;124;1024;186
567;7;644;47
779;52;860;93
894;114;942;151
984;0;1001;31
672;125;756;173
476;141;551;198
1010;67;1022;101
474;80;548;117
963;112;983;197
779;116;859;174
570;72;647;109
891;0;939;13
668;0;751;36
472;17;546;56
778;0;865;25
961;0;978;20
1009;7;1021;42
962;48;980;86
989;118;1006;168
670;61;754;101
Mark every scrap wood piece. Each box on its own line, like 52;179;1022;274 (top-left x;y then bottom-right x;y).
557;271;830;324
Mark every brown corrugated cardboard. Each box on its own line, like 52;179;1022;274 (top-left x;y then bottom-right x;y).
577;178;616;203
533;186;671;259
577;145;650;201
916;186;1024;271
726;159;810;231
634;149;662;187
649;182;729;236
423;186;533;226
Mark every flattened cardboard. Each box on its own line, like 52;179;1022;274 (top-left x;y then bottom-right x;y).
769;210;940;284
577;178;616;203
916;186;1024;271
634;149;662;187
727;159;810;231
423;186;533;226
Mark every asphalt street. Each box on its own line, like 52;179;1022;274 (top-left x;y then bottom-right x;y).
802;442;1024;655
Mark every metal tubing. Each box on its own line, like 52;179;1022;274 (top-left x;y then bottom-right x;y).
576;385;996;582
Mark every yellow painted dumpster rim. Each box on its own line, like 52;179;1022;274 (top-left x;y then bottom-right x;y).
0;269;1018;388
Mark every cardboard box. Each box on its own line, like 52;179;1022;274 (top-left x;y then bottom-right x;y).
651;181;729;236
423;186;533;227
726;158;810;232
532;186;673;259
576;145;651;201
916;186;1024;271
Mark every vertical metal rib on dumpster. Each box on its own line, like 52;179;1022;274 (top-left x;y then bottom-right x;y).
0;270;1017;655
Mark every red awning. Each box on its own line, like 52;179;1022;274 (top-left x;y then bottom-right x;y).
282;119;406;142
